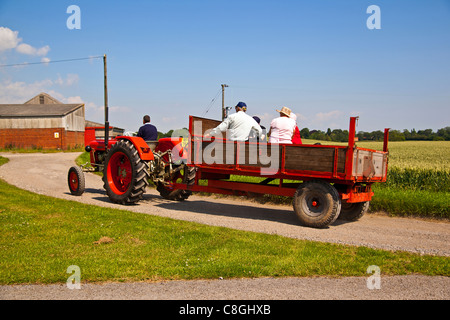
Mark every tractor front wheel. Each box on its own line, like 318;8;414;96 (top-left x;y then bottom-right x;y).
103;139;149;204
68;166;85;196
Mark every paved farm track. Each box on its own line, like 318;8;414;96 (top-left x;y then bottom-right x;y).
0;152;449;300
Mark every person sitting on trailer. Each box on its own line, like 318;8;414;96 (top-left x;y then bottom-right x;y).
290;113;302;144
249;116;267;142
205;102;263;142
268;106;296;144
137;115;158;141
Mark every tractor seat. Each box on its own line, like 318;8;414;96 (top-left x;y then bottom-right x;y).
145;140;158;151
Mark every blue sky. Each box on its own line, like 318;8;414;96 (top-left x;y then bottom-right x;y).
0;0;449;134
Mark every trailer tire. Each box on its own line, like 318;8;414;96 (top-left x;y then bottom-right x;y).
103;139;149;204
339;201;370;221
157;165;196;201
68;166;85;196
293;180;341;228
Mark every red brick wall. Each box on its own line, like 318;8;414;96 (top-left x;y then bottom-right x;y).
0;128;84;150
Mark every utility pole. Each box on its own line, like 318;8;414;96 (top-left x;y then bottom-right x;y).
103;54;109;151
221;84;228;120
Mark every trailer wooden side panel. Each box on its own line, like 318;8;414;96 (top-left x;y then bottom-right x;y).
284;146;346;173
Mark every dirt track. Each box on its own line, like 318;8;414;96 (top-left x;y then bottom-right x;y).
0;152;449;300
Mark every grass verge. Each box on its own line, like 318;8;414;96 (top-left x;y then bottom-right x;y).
0;156;448;285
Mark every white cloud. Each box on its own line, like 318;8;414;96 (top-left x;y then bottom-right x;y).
55;74;79;86
313;110;343;123
16;43;50;56
0;74;80;104
63;96;84;104
0;27;21;51
0;79;53;103
0;27;50;59
15;43;36;55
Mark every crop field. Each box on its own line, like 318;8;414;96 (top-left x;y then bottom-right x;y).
306;140;449;218
304;140;450;171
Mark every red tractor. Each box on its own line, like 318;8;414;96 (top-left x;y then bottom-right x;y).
68;115;389;229
68;134;195;203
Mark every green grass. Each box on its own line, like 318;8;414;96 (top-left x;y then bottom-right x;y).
370;187;449;218
0;156;9;166
0;174;448;285
75;150;91;167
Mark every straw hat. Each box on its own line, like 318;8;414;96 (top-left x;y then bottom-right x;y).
276;106;291;117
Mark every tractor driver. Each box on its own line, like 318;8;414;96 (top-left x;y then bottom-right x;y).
137;115;158;141
205;102;263;142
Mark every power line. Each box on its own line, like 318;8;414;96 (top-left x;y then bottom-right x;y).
0;56;104;68
202;88;223;116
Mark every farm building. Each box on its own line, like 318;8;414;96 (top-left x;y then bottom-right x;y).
0;93;125;150
0;93;85;150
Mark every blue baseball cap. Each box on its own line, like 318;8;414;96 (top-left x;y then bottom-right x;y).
236;102;247;109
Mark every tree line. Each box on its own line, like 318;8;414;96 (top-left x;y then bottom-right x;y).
301;127;450;142
157;127;450;142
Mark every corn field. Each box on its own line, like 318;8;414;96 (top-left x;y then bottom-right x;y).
305;140;450;218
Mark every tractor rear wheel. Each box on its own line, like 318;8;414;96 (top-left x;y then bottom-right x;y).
157;165;196;201
293;180;341;228
68;166;85;196
339;201;370;221
102;139;149;204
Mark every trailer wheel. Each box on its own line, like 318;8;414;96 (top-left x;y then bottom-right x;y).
68;166;85;196
157;165;196;201
102;139;149;204
293;180;341;228
339;201;370;221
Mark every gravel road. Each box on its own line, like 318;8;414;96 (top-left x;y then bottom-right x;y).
0;152;448;300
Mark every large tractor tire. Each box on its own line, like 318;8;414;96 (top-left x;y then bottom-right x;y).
68;166;85;196
338;201;370;221
102;139;149;204
157;165;196;201
293;180;341;228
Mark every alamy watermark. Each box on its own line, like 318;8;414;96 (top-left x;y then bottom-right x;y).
367;5;381;30
66;265;81;289
366;265;381;290
67;5;81;30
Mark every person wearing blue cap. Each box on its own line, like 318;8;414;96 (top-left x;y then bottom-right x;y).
249;116;267;142
206;102;262;141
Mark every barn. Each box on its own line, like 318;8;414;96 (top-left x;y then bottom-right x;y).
0;93;85;150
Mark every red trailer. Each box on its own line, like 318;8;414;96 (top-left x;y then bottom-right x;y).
68;115;389;229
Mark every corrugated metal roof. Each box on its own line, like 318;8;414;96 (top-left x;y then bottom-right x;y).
0;104;83;117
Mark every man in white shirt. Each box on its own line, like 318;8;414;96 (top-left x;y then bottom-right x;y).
268;106;296;144
206;102;263;141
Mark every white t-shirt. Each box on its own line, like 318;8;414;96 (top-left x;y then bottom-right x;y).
210;111;262;141
269;116;296;144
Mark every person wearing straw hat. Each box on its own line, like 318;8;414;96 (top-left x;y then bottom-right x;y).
268;106;296;144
